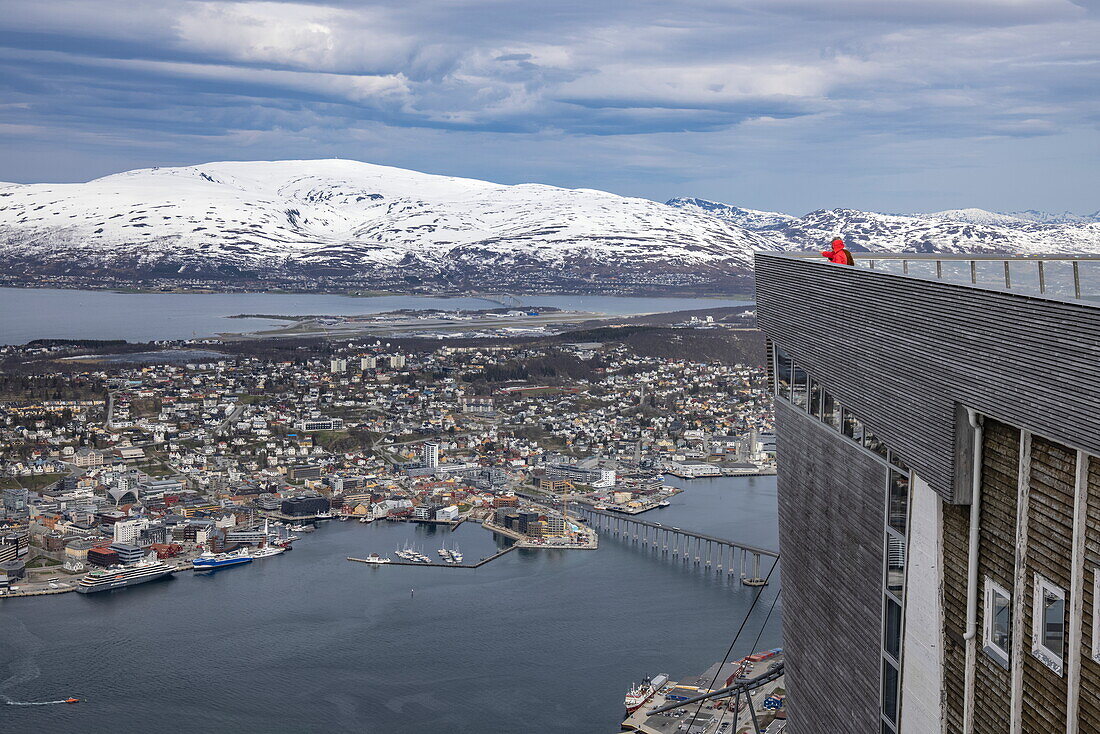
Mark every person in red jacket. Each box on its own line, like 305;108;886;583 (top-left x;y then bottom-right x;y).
821;238;854;265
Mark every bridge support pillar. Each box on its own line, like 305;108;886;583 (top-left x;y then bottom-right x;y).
742;553;768;586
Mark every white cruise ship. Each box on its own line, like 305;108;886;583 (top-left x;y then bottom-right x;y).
75;560;175;594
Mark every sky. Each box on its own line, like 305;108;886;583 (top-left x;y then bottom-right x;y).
1;0;1098;214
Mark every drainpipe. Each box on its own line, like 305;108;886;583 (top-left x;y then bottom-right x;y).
963;408;984;643
962;408;983;734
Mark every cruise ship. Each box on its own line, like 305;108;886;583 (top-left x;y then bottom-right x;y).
192;548;254;570
75;560;176;594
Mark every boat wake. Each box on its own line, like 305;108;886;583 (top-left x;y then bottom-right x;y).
0;620;66;707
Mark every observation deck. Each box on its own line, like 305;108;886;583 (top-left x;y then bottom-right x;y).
754;252;1100;503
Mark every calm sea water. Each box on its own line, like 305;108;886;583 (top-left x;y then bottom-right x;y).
0;288;750;345
0;477;780;733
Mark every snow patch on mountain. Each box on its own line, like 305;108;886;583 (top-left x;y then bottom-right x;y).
669;198;1100;255
664;197;797;230
0;160;776;283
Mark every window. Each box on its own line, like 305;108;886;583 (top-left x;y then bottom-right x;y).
822;392;841;430
809;379;823;418
1032;574;1066;675
884;597;902;661
842;409;865;442
776;347;792;400
865;428;888;458
885;533;906;598
983;579;1011;667
881;658;899;724
888;450;909;474
790;366;809;410
887;471;909;535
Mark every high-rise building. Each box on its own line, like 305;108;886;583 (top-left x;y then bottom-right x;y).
2;487;29;517
330;358;348;374
756;252;1100;733
421;442;440;469
360;355;377;371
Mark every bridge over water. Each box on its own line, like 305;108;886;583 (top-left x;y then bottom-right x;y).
574;506;779;585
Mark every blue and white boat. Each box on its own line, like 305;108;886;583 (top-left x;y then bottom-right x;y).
192;548;253;570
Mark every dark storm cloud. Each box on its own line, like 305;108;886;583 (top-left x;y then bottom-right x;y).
0;0;1097;213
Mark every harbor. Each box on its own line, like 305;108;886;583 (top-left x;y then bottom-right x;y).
621;650;787;733
0;477;780;732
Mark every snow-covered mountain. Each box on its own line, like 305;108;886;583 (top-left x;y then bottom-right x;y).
664;197;798;230
2;161;1098;294
0;160;774;291
666;198;1100;255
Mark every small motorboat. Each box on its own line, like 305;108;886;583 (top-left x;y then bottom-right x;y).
65;698;80;704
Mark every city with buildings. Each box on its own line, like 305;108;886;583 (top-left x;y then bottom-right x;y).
5;2;1095;730
0;338;773;597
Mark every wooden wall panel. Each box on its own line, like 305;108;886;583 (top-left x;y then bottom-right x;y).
1020;437;1074;732
972;420;1019;733
942;502;969;734
1080;457;1100;730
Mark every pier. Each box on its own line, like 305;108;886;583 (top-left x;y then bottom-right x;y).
574;506;778;584
347;544;517;569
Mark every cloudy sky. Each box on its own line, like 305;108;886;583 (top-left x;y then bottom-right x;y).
1;0;1098;213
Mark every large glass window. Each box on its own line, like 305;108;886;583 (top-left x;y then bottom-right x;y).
809;379;823;419
822;392;841;430
842;409;865;442
790;366;809;410
1032;574;1066;675
887;470;909;535
983;578;1011;667
884;597;902;661
865;428;888;458
882;658;899;724
885;533;906;598
776;347;792;400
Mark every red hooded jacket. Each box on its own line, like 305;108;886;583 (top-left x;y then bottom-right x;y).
821;239;854;265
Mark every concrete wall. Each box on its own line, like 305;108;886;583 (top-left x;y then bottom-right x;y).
755;253;1100;504
900;474;944;734
774;400;885;731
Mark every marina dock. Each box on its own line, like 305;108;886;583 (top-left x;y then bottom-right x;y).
347;544;517;569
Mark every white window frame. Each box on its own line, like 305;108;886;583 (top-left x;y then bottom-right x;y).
1031;573;1066;676
983;577;1011;667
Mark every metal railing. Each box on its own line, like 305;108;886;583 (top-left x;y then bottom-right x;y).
800;253;1100;302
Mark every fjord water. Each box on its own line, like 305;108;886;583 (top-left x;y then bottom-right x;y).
0;477;780;733
0;288;750;344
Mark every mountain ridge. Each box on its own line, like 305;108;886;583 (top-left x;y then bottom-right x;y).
1;160;1098;294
